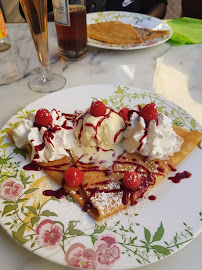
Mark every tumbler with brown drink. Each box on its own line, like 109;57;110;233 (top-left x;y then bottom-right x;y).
53;0;87;60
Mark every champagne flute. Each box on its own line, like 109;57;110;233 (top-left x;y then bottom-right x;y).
20;0;66;93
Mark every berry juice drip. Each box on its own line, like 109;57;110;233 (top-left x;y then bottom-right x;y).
23;161;41;171
43;178;68;199
62;121;73;130
75;109;90;140
52;109;60;120
62;113;74;120
35;143;45;152
114;128;125;143
75;109;89;126
43;130;54;147
79;165;100;171
78;124;83;141
43;187;68;199
91;110;111;143
157;167;165;172
41;162;70;172
137;131;147;151
168;164;177;172
83;201;92;212
168;171;192;183
148;195;156;200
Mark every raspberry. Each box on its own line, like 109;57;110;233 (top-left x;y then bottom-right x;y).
123;171;140;189
119;107;130;121
64;167;83;187
139;102;158;123
90;100;107;117
35;108;53;127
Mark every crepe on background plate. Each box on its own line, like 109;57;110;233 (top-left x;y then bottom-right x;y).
87;21;143;44
87;21;170;45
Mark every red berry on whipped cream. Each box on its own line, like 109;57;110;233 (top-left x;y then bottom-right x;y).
139;102;158;123
123;171;140;189
35;108;53;127
119;107;130;121
64;167;83;187
90;100;107;117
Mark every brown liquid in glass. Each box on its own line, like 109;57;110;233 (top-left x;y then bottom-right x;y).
55;5;87;59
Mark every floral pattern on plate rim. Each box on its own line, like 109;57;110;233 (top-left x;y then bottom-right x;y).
0;85;201;269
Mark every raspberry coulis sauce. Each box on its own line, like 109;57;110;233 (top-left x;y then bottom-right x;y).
168;171;192;183
148;195;156;201
78;156;162;206
168;164;177;172
22;107;192;214
31;112;73;161
23;161;41;171
43;187;68;199
43;179;68;199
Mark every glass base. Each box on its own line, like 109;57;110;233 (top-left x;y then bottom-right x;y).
29;73;66;93
0;42;11;52
59;47;87;61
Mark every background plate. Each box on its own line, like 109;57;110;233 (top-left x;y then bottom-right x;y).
0;85;202;270
87;11;173;50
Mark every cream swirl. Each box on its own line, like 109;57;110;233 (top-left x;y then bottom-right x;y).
13;109;75;163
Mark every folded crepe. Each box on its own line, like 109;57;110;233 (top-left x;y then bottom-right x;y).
7;126;202;221
87;21;143;44
87;21;170;45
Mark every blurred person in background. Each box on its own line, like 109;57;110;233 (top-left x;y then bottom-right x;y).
181;0;202;19
19;0;167;20
105;0;167;19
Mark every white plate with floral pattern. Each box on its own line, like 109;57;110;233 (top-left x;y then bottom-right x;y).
87;11;172;50
0;85;202;270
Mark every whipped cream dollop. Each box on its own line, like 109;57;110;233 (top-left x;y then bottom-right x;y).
13;109;75;163
74;108;125;149
122;112;184;160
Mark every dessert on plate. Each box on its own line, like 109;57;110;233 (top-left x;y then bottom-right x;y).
87;21;170;44
7;100;202;221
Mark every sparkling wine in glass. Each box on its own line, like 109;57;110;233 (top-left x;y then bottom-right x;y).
20;0;66;92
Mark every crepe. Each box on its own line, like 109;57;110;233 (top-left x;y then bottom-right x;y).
7;129;99;219
87;21;170;45
87;21;143;44
7;125;202;221
133;26;170;41
71;126;202;220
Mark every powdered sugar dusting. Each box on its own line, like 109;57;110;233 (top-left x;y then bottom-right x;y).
90;192;123;215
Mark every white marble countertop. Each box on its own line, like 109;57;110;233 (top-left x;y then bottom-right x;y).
0;22;202;270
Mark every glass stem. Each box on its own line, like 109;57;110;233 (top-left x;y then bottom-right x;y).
41;66;53;82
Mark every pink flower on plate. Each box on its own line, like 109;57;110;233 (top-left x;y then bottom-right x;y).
36;219;63;249
0;178;23;200
94;234;120;269
65;243;96;269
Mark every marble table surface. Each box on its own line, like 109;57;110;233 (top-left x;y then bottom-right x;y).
0;22;202;270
